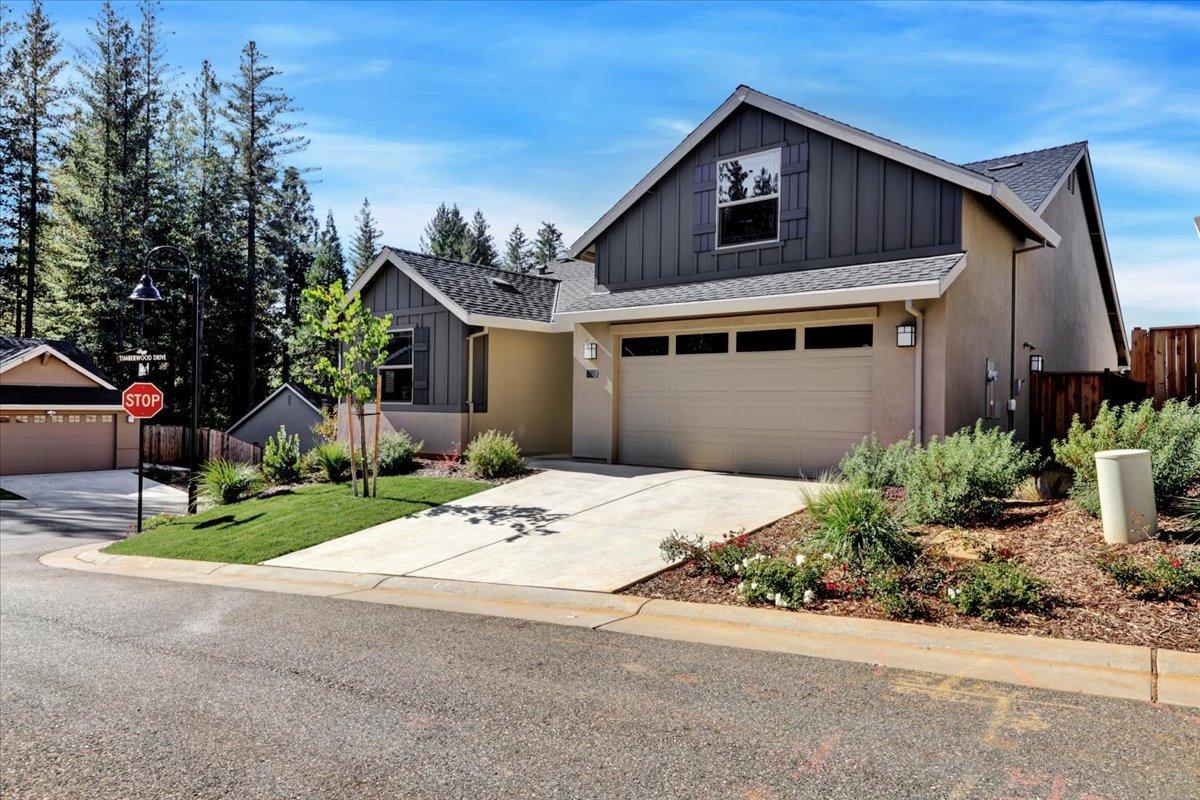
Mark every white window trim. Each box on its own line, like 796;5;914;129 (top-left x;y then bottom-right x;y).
715;148;782;250
379;327;415;405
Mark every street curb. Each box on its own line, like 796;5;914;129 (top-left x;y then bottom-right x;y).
41;542;1199;708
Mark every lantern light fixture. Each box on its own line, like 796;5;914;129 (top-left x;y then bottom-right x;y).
583;341;598;360
1030;354;1045;373
896;322;917;348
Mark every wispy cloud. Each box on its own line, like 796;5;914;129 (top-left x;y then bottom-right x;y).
1092;141;1200;192
249;24;342;48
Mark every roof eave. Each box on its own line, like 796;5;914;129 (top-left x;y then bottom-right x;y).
0;344;117;390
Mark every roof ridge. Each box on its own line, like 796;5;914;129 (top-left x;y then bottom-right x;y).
386;246;563;285
961;140;1087;167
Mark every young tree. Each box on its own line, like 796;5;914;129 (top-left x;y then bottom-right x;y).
290;210;345;382
533;221;564;270
419;202;467;259
504;224;532;273
301;280;392;497
462;209;498;267
350;196;381;278
222;39;307;413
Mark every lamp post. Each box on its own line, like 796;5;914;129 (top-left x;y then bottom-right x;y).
129;245;203;514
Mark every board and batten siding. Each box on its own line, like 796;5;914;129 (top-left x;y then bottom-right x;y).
594;105;962;290
360;264;469;410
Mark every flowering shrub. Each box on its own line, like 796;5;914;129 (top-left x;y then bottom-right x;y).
659;531;758;579
736;553;827;609
838;433;915;488
376;431;424;475
465;430;525;479
1096;551;1200;600
262;426;302;484
947;558;1045;621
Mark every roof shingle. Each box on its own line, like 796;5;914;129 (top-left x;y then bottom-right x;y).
960;142;1086;211
386;248;564;322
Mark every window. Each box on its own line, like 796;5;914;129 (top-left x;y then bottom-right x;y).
717;149;780;248
621;336;669;357
737;328;796;353
50;414;64;423
676;332;728;355
380;330;414;403
68;415;81;423
0;416;10;424
85;414;98;423
804;324;873;350
32;415;46;424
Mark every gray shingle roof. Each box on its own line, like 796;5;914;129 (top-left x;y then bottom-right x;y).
556;253;965;314
960;142;1086;211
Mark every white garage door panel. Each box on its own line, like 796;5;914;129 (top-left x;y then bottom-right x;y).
618;332;873;477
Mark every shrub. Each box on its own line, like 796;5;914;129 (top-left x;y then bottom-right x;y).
465;430;525;479
309;442;350;483
262;426;302;484
377;431;424;476
1053;399;1200;515
737;554;827;609
838;433;915;488
865;566;927;620
659;531;759;579
141;512;176;531
903;422;1040;525
947;559;1045;621
199;459;262;505
1096;551;1200;600
802;481;917;566
310;407;338;444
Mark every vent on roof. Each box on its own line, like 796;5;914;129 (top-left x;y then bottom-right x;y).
987;161;1024;171
1067;171;1076;195
490;276;519;293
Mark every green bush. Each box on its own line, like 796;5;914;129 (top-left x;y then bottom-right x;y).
377;431;424;475
839;433;915;488
659;531;760;579
904;422;1040;524
262;426;302;484
1053;399;1200;515
465;430;525;479
199;459;263;505
141;512;176;531
802;481;917;565
309;442;350;483
1097;552;1200;600
947;559;1045;621
737;554;827;609
865;566;927;620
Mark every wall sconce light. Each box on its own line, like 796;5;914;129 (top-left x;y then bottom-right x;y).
896;322;917;348
583;341;598;360
1030;354;1045;372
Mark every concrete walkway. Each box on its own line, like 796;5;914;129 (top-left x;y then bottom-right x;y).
265;460;811;592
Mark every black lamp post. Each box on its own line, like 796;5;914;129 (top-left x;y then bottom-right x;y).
129;245;203;514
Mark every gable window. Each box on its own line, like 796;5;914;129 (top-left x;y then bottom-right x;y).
717;148;780;248
380;329;414;403
804;324;873;350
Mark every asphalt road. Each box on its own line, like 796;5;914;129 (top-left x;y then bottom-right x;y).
2;499;1198;799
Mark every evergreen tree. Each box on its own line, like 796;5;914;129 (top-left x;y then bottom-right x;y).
266;166;316;384
316;209;346;283
350;196;381;277
135;0;166;234
221;39;307;412
462;209;498;267
290;210;345;383
533;221;564;270
0;2;23;334
419;202;467;260
7;0;65;337
504;224;532;273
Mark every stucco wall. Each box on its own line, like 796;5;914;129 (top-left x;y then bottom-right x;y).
341;405;467;456
471;328;573;456
870;302;919;445
1;356;99;387
572;322;617;461
116;414;139;467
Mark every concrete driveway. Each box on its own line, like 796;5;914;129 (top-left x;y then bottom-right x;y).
0;470;188;540
266;460;811;592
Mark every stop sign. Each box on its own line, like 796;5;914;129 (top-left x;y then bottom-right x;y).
122;382;165;419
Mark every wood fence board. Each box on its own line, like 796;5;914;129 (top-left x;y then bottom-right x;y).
144;425;262;467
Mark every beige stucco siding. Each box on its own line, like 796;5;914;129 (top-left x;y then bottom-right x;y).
1;356;101;387
342;406;468;456
471;328;573;456
572;322;617;461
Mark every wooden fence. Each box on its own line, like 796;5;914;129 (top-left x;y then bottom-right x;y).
144;425;262;466
1129;325;1199;406
1028;370;1147;450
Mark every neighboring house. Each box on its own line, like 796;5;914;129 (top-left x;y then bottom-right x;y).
0;338;139;475
226;382;333;452
353;85;1124;478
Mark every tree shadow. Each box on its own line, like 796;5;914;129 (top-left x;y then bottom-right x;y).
421;503;569;540
194;512;265;530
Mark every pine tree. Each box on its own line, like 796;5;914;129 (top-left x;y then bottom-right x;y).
533;221;564;270
419;202;468;260
350;197;381;277
7;0;65;337
504;224;532;273
266;166;316;384
135;0;166;235
0;1;24;334
462;209;498;267
316;209;346;283
221;39;307;412
290;210;345;383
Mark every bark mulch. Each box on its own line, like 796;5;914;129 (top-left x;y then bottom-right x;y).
623;500;1199;652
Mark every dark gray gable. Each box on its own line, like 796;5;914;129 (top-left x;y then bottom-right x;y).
594;104;962;292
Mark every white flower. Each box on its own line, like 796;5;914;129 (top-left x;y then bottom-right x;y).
823;552;835;561
774;592;786;607
734;564;741;574
947;588;958;599
737;581;745;591
802;589;815;604
750;581;758;590
795;554;806;566
741;557;750;567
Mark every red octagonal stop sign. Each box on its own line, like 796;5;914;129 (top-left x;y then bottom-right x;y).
122;382;165;419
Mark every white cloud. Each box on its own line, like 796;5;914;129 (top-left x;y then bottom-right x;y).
649;117;696;137
249;24;342;47
1110;236;1200;327
1091;142;1200;192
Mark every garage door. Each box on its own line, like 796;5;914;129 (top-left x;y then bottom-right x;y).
618;322;873;477
0;412;117;475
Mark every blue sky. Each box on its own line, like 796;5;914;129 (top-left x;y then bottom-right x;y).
37;0;1200;331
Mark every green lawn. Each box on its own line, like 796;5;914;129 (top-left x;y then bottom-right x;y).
0;487;24;501
105;475;489;564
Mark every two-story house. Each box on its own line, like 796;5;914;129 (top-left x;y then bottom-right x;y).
349;86;1125;478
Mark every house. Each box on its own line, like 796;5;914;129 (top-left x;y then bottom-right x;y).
0;337;140;475
351;85;1124;478
226;382;333;452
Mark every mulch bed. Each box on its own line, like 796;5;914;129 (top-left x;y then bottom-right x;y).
623;500;1200;652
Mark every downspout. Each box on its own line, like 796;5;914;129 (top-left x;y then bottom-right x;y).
1010;241;1048;432
905;300;924;444
466;328;489;446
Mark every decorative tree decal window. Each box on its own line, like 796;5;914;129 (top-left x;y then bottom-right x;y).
717;149;780;247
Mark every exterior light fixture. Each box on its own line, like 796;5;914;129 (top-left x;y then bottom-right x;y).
129;273;163;302
1030;354;1045;373
583;341;598;360
895;322;917;348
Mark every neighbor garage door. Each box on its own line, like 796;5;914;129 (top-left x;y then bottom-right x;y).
0;411;117;475
617;321;873;478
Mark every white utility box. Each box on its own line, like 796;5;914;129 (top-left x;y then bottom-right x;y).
1094;449;1157;544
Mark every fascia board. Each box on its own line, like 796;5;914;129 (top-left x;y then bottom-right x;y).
0;344;118;390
